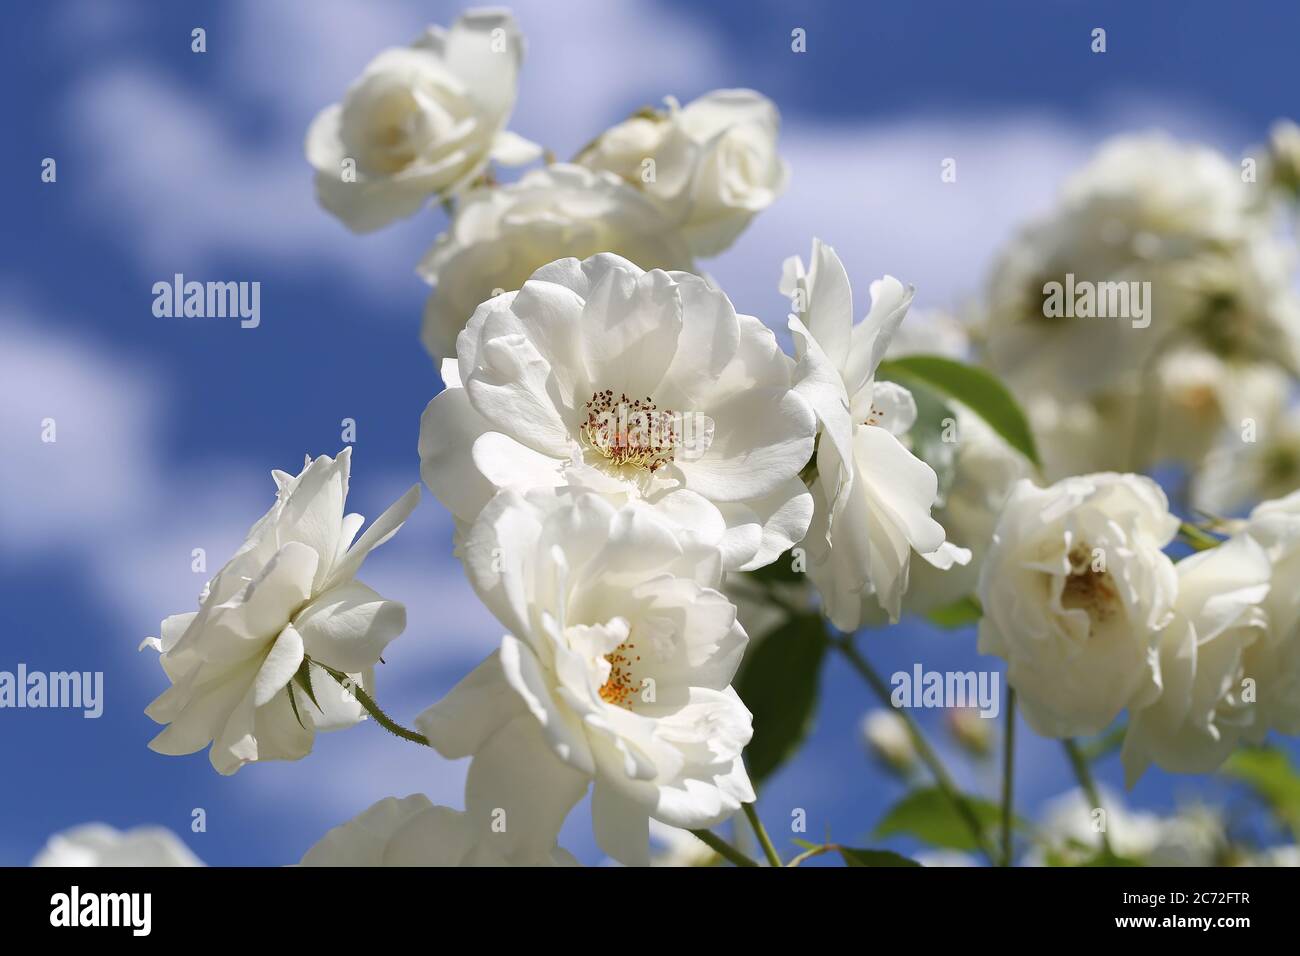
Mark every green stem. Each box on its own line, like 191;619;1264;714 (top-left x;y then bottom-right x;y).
786;843;839;867
690;829;760;867
833;635;999;865
313;658;433;748
1179;521;1222;552
743;803;783;867
1000;689;1016;866
1063;738;1113;857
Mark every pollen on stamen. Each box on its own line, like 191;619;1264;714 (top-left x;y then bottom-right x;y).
598;641;638;709
582;390;677;473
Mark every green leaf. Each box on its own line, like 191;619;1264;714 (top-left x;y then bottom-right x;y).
746;548;805;585
1222;747;1300;839
874;787;1012;852
285;683;306;730
877;355;1041;469
734;614;828;785
925;594;983;629
839;847;922;867
294;658;322;712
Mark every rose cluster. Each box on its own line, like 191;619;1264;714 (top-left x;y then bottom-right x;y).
133;7;1300;868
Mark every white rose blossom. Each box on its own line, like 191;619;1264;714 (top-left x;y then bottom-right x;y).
1232;490;1300;735
977;472;1180;738
33;824;203;867
306;10;539;233
1192;377;1300;515
419;251;815;572
143;449;420;775
418;164;695;360
577;89;789;257
1120;533;1271;785
300;794;577;867
782;239;969;627
980;133;1289;401
416;488;754;867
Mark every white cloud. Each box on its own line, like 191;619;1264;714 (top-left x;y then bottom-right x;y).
0;303;161;551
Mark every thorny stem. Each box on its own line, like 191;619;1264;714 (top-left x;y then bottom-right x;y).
313;658;434;748
832;634;1000;865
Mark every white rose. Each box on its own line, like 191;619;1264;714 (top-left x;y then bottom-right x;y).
981;133;1277;400
416;489;755;866
33;824;203;867
418;164;695;360
1267;118;1300;196
1024;787;1168;866
1121;534;1271;785
782;239;968;626
418;252;815;572
1191;390;1300;516
300;794;577;867
977;473;1179;738
305;10;539;232
578;90;789;257
143;449;420;774
1234;490;1300;735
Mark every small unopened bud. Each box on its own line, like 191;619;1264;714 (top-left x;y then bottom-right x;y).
861;710;915;773
947;707;993;758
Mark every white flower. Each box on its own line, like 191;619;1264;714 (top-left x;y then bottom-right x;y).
577;90;789;257
415;489;755;867
1267;118;1300;196
1121;534;1271;785
300;794;577;867
1031;351;1289;482
1233;490;1300;735
1025;787;1221;866
977;473;1179;738
143;449;420;775
1192;377;1300;516
305;10;538;232
419;252;815;572
782;239;968;626
981;133;1281;400
33;824;203;867
861;709;915;770
418;164;695;360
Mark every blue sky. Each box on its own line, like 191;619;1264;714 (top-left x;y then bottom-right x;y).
2;0;1297;866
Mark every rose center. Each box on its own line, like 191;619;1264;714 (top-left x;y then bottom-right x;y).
598;639;641;709
1060;544;1119;623
581;390;677;474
